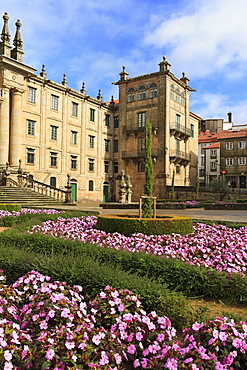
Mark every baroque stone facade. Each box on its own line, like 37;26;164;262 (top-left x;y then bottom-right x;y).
0;12;199;203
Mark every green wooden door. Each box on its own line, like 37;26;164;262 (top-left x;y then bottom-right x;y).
71;183;77;202
103;185;109;202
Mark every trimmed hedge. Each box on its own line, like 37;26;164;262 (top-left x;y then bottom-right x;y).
0;203;21;212
1;229;247;305
96;214;193;236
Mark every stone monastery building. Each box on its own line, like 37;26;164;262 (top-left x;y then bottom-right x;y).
0;12;199;203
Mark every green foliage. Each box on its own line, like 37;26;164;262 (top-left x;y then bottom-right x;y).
209;177;230;200
143;120;154;218
237;199;247;203
0;203;21;212
170;170;175;200
96;215;193;236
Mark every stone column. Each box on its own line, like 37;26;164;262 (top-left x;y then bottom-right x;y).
0;87;10;165
9;88;23;166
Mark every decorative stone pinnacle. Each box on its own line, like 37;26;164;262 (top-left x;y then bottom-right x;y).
40;64;47;78
1;12;11;42
13;19;23;48
80;82;86;94
119;65;129;80
97;89;102;101
62;74;68;86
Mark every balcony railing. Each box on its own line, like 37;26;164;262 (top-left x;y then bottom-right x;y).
169;149;191;166
122;149;158;160
170;123;191;141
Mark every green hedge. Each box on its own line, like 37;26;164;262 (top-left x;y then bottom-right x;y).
1;229;247;305
96;214;193;236
0;203;21;212
0;244;202;330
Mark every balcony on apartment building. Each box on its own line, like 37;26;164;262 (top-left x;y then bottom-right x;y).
122;149;159;160
170;123;191;142
169;149;191;166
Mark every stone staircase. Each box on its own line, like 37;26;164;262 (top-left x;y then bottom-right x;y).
0;186;65;208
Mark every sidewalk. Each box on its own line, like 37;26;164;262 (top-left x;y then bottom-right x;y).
49;202;247;223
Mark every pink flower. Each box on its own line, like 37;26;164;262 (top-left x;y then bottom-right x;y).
45;348;55;360
127;344;136;354
4;351;12;362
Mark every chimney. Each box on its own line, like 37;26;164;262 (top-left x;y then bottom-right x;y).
227;112;232;123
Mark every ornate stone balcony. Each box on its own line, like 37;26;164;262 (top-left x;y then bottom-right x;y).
169;149;191;166
170;123;191;142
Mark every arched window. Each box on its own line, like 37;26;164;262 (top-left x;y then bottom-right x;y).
128;88;135;92
50;177;56;188
150;83;158;98
150;83;157;88
127;88;135;102
89;180;94;191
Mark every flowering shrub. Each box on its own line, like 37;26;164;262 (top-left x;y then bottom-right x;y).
28;216;247;275
0;270;247;369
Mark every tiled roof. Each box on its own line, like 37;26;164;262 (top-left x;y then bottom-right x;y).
204;143;220;149
199;132;218;143
218;129;247;139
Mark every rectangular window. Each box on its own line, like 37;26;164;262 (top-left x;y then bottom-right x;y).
238;157;246;165
50;152;57;167
28;87;36;103
190;124;194;138
210;162;217;171
226;158;234;166
51;126;58;140
90;108;95;122
71;131;78;145
226;142;233;150
138;161;145;172
27;148;35;164
176;165;180;174
51;95;59;110
201;156;205;166
176;138;180;152
71;155;77;169
210;149;217;158
104;161;109;173
89;158;94;172
150;89;158;98
113;139;118;153
138;137;145;154
238;141;246;149
128;94;135;102
176;114;181;128
138;91;146;100
27;120;35;136
89;135;95;148
105;114;110;127
104;139;110;152
114;116;119;128
138;112;146;128
72;102;78;117
114;161;118;174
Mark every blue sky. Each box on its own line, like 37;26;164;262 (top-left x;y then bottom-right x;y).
1;0;247;124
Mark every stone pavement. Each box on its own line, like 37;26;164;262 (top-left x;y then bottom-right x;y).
48;202;247;223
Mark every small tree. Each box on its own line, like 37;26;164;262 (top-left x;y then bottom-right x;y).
142;120;154;218
209;176;230;201
170;170;175;200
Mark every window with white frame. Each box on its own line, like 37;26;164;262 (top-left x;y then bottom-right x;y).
238;157;246;165
138;86;146;100
89;135;95;148
72;102;78;117
51;95;59;110
50;152;58;167
226;142;233;150
238;141;246;149
71;131;78;145
27;120;35;136
26;148;35;164
210;149;217;158
150;83;158;98
28;87;36;103
138;112;146;128
128;93;135;102
51;126;58;140
226;158;234;166
210;162;217;171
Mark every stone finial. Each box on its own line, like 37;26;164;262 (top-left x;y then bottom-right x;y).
119;66;129;81
159;55;171;72
180;72;189;85
97;89;103;101
40;64;47;78
80;82;86;94
110;95;115;106
11;18;24;61
62;74;68;86
0;12;11;58
1;12;10;42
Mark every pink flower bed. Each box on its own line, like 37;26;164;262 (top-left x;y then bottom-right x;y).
1;270;247;369
0;208;64;218
28;216;247;275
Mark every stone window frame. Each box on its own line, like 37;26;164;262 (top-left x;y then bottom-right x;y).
27;119;35;136
26;148;35;164
238;157;246;165
89;135;95;149
226;142;233;150
51;94;59;111
28;87;36;104
72;102;78;117
71;131;78;145
51;125;58;141
226;157;234;166
50;152;58;167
